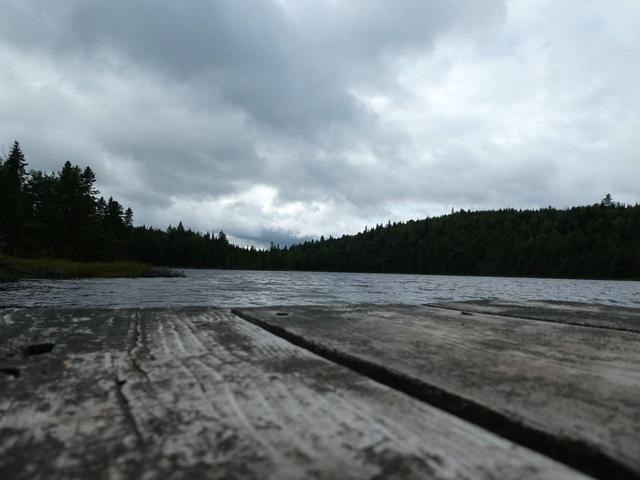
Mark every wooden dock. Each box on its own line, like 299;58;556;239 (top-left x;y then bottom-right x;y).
1;301;638;479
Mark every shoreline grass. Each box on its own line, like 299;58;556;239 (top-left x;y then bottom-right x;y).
0;256;181;281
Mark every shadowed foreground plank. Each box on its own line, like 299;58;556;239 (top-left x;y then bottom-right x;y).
235;304;640;479
0;307;588;479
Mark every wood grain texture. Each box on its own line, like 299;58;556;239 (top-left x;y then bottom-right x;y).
432;299;640;333
236;304;640;479
0;307;588;479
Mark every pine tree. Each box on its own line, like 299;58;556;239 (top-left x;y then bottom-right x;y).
81;166;99;197
25;170;60;255
4;141;28;185
96;197;107;218
124;207;134;228
105;197;124;228
0;141;29;254
601;193;615;208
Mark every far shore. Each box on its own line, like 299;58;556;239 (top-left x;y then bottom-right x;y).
0;256;183;281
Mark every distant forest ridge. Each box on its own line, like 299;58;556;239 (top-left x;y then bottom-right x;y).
1;141;639;279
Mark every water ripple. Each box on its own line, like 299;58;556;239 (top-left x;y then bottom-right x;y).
1;269;638;309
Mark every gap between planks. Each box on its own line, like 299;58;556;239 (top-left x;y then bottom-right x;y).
429;303;640;334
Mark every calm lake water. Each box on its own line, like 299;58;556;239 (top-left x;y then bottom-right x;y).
1;269;638;308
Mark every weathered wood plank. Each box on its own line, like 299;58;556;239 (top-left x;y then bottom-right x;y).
432;299;640;332
235;304;640;479
0;307;588;479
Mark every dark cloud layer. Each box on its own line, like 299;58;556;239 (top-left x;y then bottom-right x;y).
1;0;637;246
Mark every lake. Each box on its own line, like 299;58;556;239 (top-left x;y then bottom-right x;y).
1;269;638;308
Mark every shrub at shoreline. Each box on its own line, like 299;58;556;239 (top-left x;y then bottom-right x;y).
0;256;181;281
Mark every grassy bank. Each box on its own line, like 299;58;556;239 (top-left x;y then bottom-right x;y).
0;256;182;281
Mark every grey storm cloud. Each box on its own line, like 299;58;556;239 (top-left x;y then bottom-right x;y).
0;0;638;246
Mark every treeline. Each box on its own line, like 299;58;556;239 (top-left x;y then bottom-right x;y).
0;141;257;266
282;201;640;279
1;141;639;279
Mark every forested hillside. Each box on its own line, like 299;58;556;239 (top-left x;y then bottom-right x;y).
282;203;640;279
1;141;638;279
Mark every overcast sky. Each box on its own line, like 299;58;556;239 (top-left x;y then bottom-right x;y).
1;0;638;246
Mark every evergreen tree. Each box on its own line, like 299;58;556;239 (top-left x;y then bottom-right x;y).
102;197;126;259
4;141;28;184
105;197;124;228
600;193;615;208
96;197;107;218
124;207;134;228
0;141;29;254
81;166;99;197
25;170;60;255
56;161;90;258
